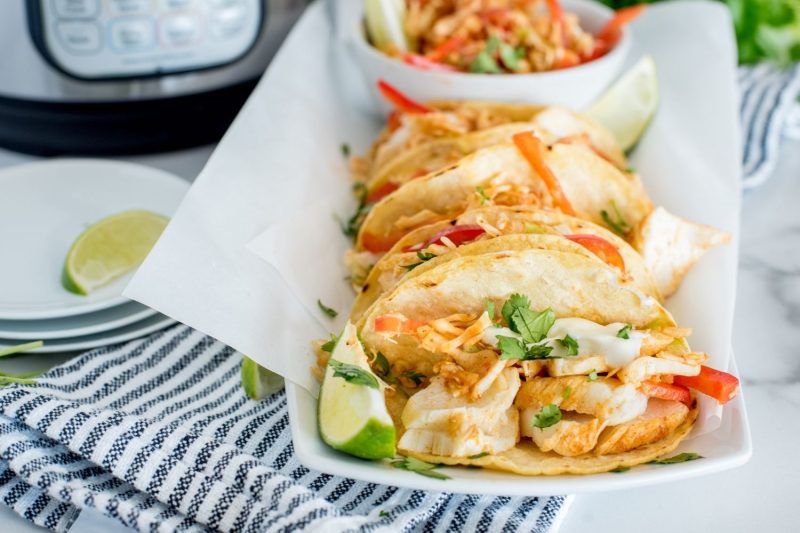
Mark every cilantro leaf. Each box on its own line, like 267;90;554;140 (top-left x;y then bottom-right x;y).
372;352;390;377
469;36;503;74
485;299;495;321
617;324;632;339
502;293;530;326
391;456;450;480
341;143;351;157
497;335;528;360
499;41;521;70
317;299;338;318
340;183;372;241
476;186;490;205
587;370;598;381
402;251;436;271
320;334;339;353
328;359;379;389
531;404;562;429
558;335;579;356
600;200;631;236
525;343;555;359
650;452;702;465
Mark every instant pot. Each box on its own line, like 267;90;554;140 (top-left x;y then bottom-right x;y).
0;0;309;155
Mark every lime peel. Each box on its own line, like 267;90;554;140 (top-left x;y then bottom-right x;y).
318;322;396;460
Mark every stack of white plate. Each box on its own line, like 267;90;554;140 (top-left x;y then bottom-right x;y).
0;159;188;353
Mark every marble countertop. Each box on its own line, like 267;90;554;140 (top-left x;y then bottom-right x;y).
0;136;797;532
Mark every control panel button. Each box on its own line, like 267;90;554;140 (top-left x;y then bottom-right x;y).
56;21;102;53
209;5;247;40
160;14;201;46
108;0;152;15
109;18;156;50
161;0;194;9
53;0;99;18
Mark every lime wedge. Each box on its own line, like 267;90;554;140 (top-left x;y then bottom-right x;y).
241;356;284;400
319;322;396;460
62;210;168;295
364;0;408;52
586;55;659;152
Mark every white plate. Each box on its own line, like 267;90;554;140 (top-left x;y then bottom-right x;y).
0;159;189;320
0;301;157;340
0;314;176;353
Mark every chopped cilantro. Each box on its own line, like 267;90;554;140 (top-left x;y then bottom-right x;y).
317;299;338;318
391;456;450;480
497;335;528;360
340;182;371;241
328;359;378;389
476;186;490;205
600;200;631;236
401;251;436;271
531;404;561;429
501;294;555;343
320;334;339;353
558;334;579;356
379;510;389;517
485;299;496;321
468;452;490;459
499;42;525;71
341;143;351;157
650;452;702;465
562;385;572;400
469;36;503;73
617;324;632;339
372;352;390;377
587;370;598;381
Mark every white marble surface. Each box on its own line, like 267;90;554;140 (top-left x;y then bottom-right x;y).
0;137;797;531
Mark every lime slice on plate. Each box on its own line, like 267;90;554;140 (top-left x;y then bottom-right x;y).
241;356;285;400
62;210;168;295
319;322;396;460
365;0;408;52
586;55;659;152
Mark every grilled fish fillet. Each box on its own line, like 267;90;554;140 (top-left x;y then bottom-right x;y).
515;376;647;425
594;398;690;455
398;368;521;456
616;356;701;384
520;411;603;456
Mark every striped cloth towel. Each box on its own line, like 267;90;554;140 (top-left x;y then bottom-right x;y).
0;325;571;533
739;63;800;189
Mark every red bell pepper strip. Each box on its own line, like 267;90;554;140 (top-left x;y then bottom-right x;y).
674;366;740;405
366;182;400;204
426;35;464;63
565;234;625;271
640;380;692;406
402;53;460;72
374;314;426;334
377;79;432;114
405;224;486;252
512;132;575;215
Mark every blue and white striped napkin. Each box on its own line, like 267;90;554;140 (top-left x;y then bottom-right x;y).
0;326;570;533
739;64;800;189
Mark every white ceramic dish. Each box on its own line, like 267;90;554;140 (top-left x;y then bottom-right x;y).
125;0;751;495
346;0;631;113
0;159;189;320
0;301;156;340
0;314;176;353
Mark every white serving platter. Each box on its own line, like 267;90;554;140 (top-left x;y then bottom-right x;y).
0;159;188;320
127;0;752;495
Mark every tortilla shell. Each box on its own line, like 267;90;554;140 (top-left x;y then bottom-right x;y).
405;406;698;476
359;249;674;374
357;143;651;252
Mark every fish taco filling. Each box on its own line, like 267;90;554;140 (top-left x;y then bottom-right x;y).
347;294;735;462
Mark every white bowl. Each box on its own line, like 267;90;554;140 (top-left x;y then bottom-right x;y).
348;0;631;113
